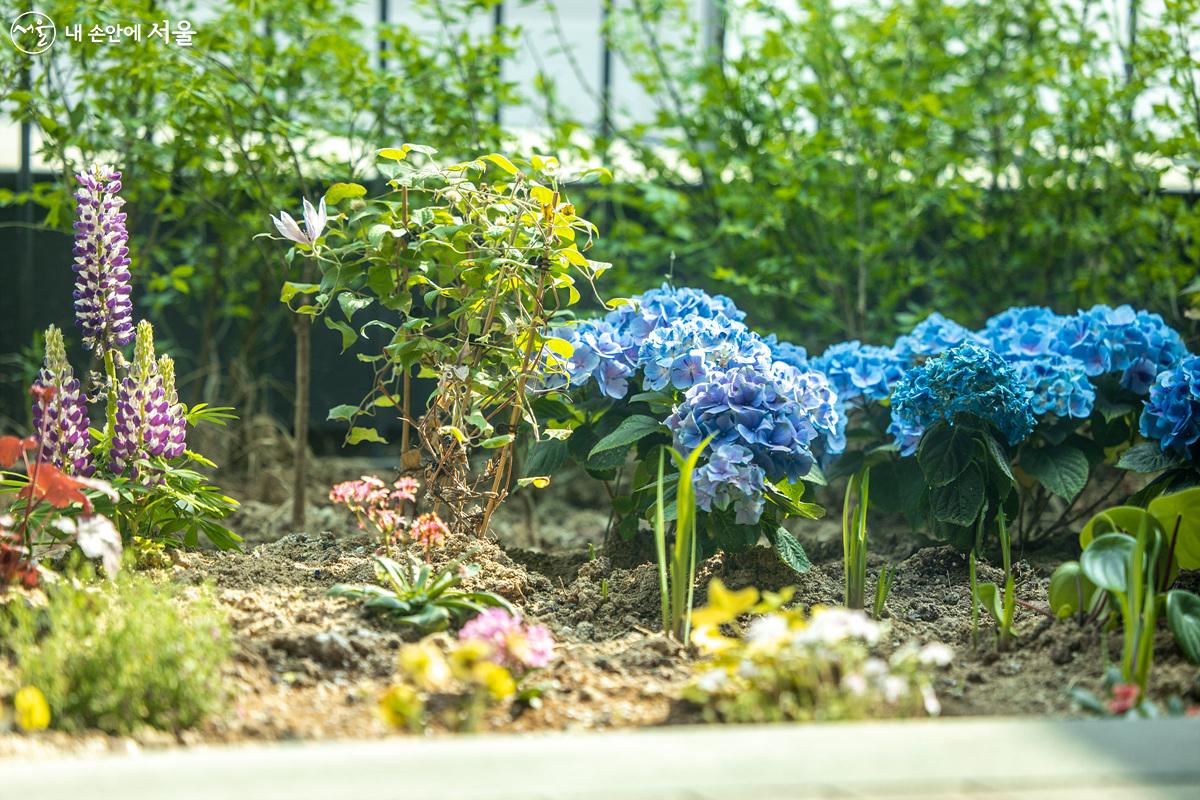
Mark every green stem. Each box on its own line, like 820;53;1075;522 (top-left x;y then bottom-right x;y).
1000;510;1014;648
969;550;979;650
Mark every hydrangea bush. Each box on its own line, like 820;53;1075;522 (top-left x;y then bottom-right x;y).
548;284;839;571
553;281;1193;552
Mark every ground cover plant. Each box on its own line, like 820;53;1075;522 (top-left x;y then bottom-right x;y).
1;572;230;735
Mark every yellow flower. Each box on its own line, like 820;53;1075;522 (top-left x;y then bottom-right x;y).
378;684;423;730
690;622;738;655
472;662;516;701
398;641;452;691
14;686;50;732
691;579;759;627
449;639;493;680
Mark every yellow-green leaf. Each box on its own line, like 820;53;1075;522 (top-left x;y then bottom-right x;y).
482;153;519;175
325;182;367;204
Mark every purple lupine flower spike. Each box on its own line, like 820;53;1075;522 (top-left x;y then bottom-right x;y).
31;325;94;476
110;320;168;477
72;164;134;352
158;355;187;459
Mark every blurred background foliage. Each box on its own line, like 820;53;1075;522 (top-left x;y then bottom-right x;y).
2;0;1199;447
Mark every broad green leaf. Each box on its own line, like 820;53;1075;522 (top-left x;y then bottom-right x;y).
1079;506;1162;550
929;463;984;527
481;434;516;449
347;426;387;445
524;438;568;479
771;527;812;574
1117;442;1182;473
1080;533;1135;593
326;404;358;422
324;182;367;204
917;423;972;487
1148;487;1200;570
324;316;356;351
1166;590;1200;665
280;281;319;303
588;414;665;460
1020;444;1088;501
1047;561;1097;619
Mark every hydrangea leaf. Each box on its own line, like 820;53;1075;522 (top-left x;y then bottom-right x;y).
523;438;568;480
1019;443;1088;502
587;414;665;462
770;527;812;574
929;463;985;527
917;423;973;488
1117;442;1184;474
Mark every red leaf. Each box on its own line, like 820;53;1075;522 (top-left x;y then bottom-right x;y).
18;464;92;511
0;436;37;469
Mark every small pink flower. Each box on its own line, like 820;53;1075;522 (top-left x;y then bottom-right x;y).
329;474;421;543
392;476;419;502
1107;683;1140;714
409;512;449;551
459;608;555;671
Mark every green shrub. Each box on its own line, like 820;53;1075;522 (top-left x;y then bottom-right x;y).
1;573;230;734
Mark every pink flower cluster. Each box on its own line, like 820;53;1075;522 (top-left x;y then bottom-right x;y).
329;475;446;551
410;512;449;551
458;608;555;671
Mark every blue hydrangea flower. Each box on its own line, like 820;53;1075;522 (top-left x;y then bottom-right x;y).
693;444;768;525
763;334;809;370
667;365;840;524
1009;354;1095;419
811;341;907;403
893;312;982;361
638;316;771;392
981;306;1067;359
1052;304;1187;394
558;319;637;399
889;341;1036;452
1139;355;1200;458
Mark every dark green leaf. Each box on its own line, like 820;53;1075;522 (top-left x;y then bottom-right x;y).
917;423;973;487
1020;444;1089;502
1117;442;1183;474
930;463;985;527
770;527;812;574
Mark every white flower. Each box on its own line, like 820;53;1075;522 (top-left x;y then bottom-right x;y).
74;514;122;576
271;197;326;247
792;608;881;646
841;672;868;696
921;683;942;716
917;642;954;667
745;614;789;649
883;675;910;704
694;668;729;693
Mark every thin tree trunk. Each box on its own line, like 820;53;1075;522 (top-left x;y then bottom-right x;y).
292;314;310;530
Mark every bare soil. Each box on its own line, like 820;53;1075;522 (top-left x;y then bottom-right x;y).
2;458;1198;757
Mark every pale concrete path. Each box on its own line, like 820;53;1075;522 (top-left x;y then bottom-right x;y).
2;717;1198;799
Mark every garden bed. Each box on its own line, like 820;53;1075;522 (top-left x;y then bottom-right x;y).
3;459;1196;758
